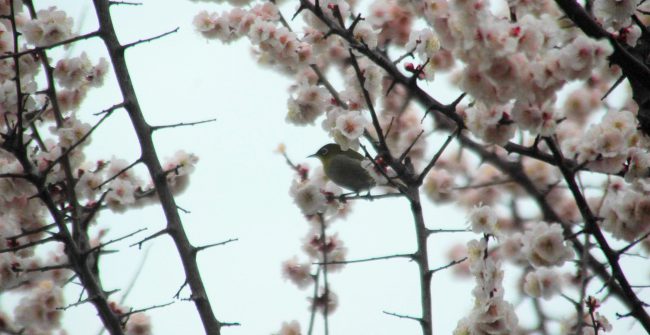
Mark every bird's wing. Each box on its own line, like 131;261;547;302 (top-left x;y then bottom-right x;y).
327;155;375;191
345;148;366;161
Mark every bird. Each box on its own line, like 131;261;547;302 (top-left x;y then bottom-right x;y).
308;143;375;193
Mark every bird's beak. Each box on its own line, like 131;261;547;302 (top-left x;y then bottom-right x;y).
307;153;317;158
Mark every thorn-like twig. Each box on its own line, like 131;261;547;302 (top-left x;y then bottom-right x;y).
129;229;169;249
429;257;467;275
119;302;174;319
43;103;123;176
95;158;143;190
426;228;470;236
122;27;179;50
150;118;216;132
194;238;239;254
174;279;189;300
417;127;459;185
86;228;147;255
383;310;422;322
601;74;626;101
0;30;100;61
0;236;58;254
618;231;650;256
109;1;142;5
398;129;424;163
314;253;413;265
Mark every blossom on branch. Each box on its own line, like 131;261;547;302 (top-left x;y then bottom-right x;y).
521;222;574;268
20;6;73;47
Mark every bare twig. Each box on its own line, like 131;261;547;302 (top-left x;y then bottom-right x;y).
429;257;467;275
150;118;217;132
122;28;179;50
314;253;413;265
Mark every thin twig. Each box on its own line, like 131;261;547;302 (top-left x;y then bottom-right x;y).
122;28;179;49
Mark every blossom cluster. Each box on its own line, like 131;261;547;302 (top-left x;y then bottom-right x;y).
194;3;312;70
599;178;650;242
433;2;613;144
454;238;518;334
282;159;351;333
21;6;73;47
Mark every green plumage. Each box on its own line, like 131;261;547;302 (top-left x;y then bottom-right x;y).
309;143;375;193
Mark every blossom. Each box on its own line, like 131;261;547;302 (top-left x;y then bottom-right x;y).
523;268;562;299
468;204;497;235
574;110;636;173
523;158;559;190
511;100;558;136
466;238;486;271
106;178;137;210
557;35;613;80
455;238;519;334
625;148;650;181
310;289;338;315
277;320;301;335
281;257;312;289
302;232;347;272
352;21;378;49
563;88;600;123
561;311;613;334
594;0;641;29
125;313;152;335
600;185;650;241
286;82;328;125
423;168;455;202
341;60;383;109
335;110;367;140
52;117;91;151
322;107;367;150
0;0;23;16
56;88;86;112
463;103;515;145
367;0;412;45
405;28;441;60
499;232;526;264
290;180;327;215
14;280;63;332
0;21;13;54
521;222;574;268
54;53;109;89
21;7;73;47
621;24;642;46
107;157;135;180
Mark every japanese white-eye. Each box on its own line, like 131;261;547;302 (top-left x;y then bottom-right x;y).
308;143;375;193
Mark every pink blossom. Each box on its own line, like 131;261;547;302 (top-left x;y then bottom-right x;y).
282;257;312;289
523;268;562;299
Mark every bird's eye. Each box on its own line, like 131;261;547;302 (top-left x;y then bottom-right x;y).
321;148;328;155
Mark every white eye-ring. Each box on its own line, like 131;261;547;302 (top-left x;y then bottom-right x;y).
321;148;329;155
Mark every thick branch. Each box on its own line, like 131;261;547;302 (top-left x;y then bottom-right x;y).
92;1;222;333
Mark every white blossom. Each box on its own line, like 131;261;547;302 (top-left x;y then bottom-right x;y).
468;204;497;235
290;180;327;215
521;222;574;268
21;7;73;47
